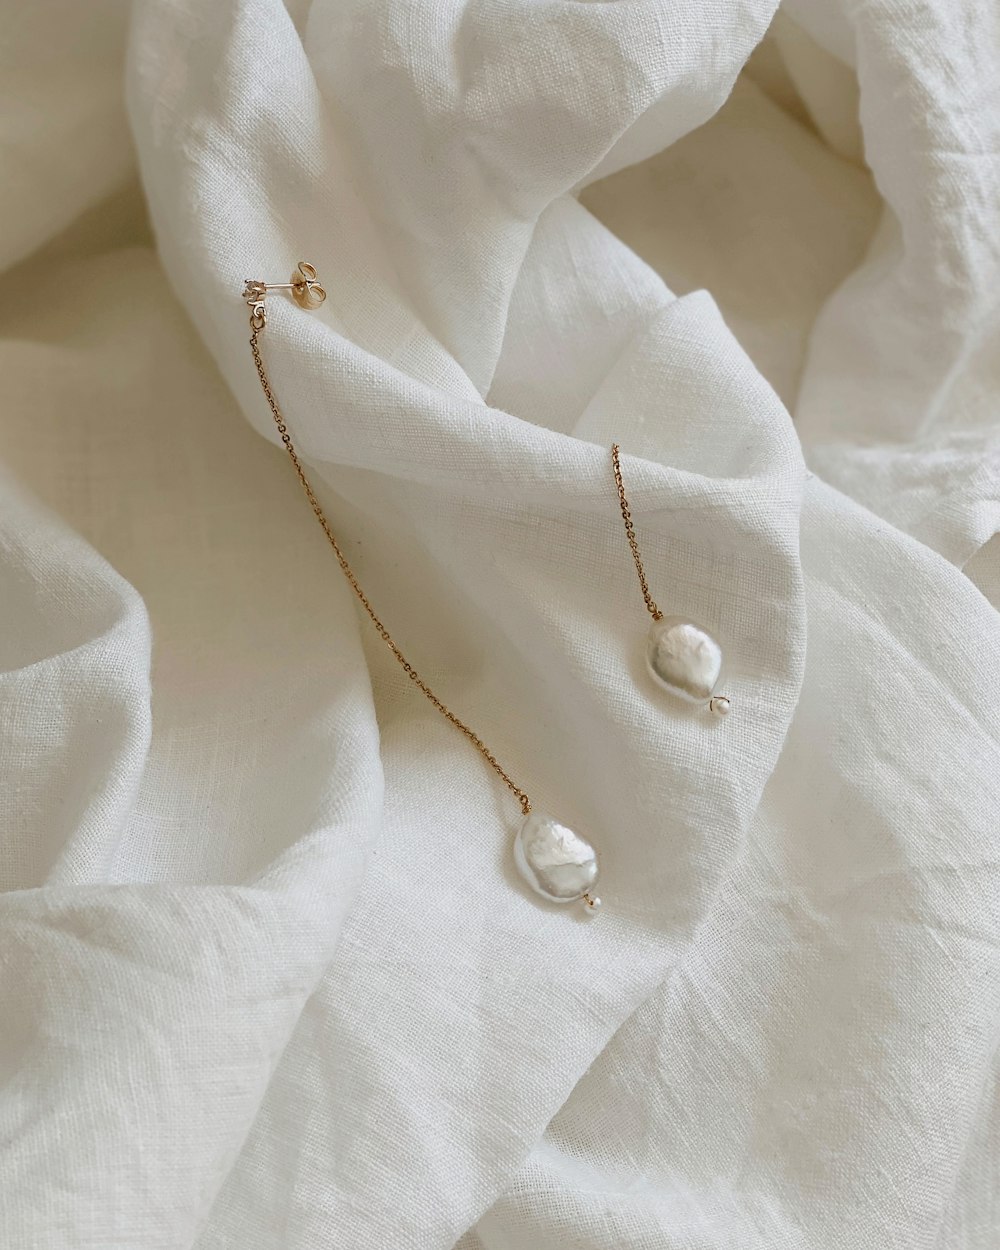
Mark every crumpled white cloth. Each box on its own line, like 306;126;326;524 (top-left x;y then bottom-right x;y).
1;0;998;1247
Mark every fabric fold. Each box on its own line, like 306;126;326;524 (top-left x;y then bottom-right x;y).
0;0;997;1245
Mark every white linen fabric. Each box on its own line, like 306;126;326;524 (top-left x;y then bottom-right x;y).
1;1;998;1247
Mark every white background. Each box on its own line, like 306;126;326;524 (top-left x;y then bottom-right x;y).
1;1;998;1246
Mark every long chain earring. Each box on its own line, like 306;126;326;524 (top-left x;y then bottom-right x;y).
612;444;731;717
241;263;602;913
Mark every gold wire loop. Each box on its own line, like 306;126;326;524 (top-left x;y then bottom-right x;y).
242;265;532;818
611;443;662;621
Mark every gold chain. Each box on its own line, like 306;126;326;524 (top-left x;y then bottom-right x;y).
247;308;531;816
611;443;662;620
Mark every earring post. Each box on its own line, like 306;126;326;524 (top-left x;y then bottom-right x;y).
243;263;326;312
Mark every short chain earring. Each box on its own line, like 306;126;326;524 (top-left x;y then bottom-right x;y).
612;445;731;717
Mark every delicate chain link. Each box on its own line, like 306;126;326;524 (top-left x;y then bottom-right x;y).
247;312;531;815
611;444;662;621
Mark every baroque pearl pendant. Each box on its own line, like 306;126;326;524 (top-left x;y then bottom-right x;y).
646;616;724;705
514;810;599;907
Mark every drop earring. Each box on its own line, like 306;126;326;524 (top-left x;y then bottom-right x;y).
240;262;602;914
612;444;731;717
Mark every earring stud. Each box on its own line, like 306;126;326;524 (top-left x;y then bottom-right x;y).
243;261;326;328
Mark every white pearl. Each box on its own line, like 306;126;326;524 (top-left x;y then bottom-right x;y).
514;811;599;904
581;893;602;914
646;617;723;704
709;695;731;717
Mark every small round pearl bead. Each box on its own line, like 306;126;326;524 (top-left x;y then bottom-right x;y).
581;893;602;914
709;696;731;717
